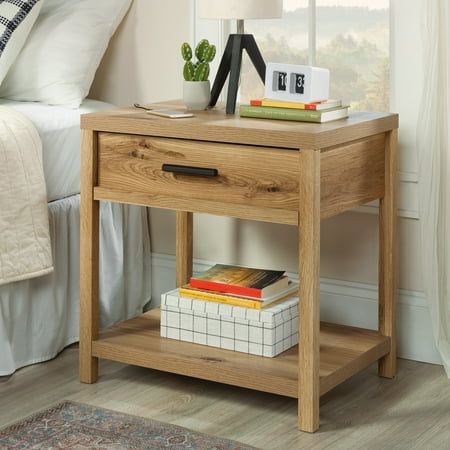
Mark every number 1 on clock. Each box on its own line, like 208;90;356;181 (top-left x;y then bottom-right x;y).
277;72;288;91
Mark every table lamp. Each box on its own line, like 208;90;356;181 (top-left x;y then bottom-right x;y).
198;0;283;114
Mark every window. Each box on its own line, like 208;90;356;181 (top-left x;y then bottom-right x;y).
240;0;390;112
195;0;422;217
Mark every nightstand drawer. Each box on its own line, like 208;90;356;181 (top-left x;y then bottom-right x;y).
97;133;299;210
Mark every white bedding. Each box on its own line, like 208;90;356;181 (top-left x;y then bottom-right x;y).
0;99;152;376
0;99;113;201
0;196;152;376
0;107;53;286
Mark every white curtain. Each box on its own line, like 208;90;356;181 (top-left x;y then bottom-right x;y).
417;0;450;378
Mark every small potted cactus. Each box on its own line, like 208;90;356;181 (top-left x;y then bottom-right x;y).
182;39;216;110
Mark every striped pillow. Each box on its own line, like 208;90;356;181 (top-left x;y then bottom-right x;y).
0;0;42;84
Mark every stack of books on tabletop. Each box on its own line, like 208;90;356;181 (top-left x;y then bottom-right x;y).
160;264;299;357
240;98;349;123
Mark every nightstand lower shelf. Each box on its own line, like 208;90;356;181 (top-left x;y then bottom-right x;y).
92;309;390;398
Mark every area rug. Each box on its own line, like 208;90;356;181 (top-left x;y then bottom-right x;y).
0;400;257;449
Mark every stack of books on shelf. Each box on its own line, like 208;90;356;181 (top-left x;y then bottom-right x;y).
182;264;298;310
240;98;349;123
160;264;299;357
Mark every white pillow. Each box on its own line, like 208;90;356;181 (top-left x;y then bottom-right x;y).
0;0;43;85
0;0;132;108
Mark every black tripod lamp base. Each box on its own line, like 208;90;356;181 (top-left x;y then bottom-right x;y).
209;34;266;115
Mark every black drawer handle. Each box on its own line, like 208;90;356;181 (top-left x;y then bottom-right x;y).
162;164;218;177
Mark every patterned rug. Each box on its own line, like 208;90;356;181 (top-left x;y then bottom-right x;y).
0;401;257;449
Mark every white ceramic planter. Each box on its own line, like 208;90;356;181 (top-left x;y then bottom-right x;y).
183;80;211;111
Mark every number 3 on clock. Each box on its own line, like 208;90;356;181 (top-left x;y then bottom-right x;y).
294;73;305;94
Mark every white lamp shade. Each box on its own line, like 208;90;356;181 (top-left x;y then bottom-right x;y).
198;0;283;20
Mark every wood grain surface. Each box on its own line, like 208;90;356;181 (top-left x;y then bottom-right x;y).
96;132;387;222
298;148;321;432
320;134;385;218
97;133;300;211
94;187;299;225
81;102;398;150
79;130;99;384
90;309;390;400
378;129;399;378
176;211;193;287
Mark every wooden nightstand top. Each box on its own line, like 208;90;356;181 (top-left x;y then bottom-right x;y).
81;100;398;150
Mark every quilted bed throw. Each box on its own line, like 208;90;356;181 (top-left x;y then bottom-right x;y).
0;107;53;285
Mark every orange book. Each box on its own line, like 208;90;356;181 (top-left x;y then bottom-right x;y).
190;264;288;299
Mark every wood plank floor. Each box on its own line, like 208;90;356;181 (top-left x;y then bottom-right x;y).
0;347;449;449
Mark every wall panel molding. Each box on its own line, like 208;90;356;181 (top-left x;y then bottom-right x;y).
151;252;441;365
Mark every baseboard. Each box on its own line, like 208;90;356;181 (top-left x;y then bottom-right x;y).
151;252;442;365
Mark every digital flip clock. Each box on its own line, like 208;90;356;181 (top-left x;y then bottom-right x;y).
264;63;330;104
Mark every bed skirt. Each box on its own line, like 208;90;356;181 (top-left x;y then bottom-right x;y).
0;195;152;376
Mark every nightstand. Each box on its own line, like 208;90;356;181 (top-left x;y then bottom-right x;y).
80;102;398;432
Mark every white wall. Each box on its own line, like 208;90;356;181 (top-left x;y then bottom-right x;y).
90;0;192;105
91;0;441;365
149;211;423;292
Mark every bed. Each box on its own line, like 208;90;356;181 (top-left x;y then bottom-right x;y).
0;100;152;376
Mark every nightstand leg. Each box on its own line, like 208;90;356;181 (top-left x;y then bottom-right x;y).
176;211;193;287
378;129;398;378
80;130;99;384
298;148;321;432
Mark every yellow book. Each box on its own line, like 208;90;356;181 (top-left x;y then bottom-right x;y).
251;98;342;111
179;282;298;310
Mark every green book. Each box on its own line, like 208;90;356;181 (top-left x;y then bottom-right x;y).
239;104;349;123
